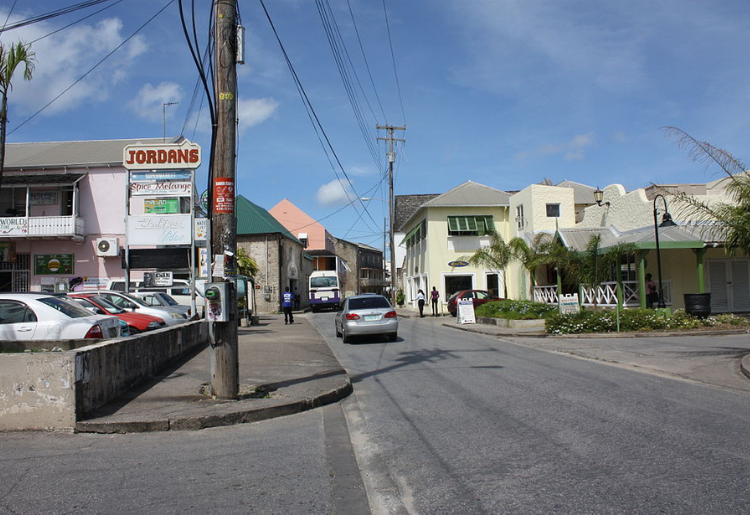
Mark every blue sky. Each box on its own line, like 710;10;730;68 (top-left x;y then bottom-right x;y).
2;0;750;250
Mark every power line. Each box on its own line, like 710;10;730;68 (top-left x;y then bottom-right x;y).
0;0;116;32
9;0;175;136
381;0;406;124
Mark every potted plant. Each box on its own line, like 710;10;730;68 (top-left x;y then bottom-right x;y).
396;289;405;307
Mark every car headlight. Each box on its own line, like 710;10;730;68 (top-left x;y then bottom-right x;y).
169;312;183;319
147;321;161;329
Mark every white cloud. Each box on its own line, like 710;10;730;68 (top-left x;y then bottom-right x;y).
237;97;279;130
316;179;354;206
128;82;182;121
517;132;595;161
0;12;148;116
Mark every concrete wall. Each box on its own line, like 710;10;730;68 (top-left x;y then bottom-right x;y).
0;321;207;432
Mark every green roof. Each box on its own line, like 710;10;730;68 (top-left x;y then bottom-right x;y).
236;195;298;241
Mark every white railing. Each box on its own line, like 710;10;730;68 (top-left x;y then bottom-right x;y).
27;216;85;237
534;280;672;308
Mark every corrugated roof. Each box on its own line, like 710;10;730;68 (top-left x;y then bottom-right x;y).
5;136;183;169
421;181;511;208
236;195;298;241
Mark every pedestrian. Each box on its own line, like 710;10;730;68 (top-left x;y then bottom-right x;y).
282;286;294;324
430;286;440;316
293;288;301;310
416;289;426;317
646;273;658;308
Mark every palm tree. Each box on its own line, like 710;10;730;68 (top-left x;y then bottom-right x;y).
0;41;35;189
461;230;513;298
663;126;750;256
508;233;548;300
236;246;259;277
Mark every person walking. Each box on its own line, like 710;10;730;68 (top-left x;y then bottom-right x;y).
646;273;658;308
416;289;426;318
293;288;301;310
282;286;294;324
430;286;440;316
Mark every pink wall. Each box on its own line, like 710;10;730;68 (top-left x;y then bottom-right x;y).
269;199;334;252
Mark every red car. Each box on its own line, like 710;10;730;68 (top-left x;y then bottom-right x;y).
69;293;166;334
447;290;503;316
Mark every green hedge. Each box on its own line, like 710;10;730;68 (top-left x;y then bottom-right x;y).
475;300;558;320
546;308;746;335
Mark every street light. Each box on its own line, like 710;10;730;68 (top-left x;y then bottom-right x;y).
593;186;610;207
653;194;677;308
162;101;178;142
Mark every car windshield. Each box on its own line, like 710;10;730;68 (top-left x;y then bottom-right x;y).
38;296;96;318
348;296;391;310
88;296;126;314
311;277;337;288
157;294;179;306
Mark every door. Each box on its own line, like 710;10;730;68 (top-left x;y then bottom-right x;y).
0;300;37;340
708;259;750;313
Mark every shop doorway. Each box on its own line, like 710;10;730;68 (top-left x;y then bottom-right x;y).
445;275;472;299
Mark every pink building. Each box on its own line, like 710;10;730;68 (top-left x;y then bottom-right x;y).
0;137;198;293
269;199;338;269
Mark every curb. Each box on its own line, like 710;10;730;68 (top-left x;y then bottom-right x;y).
75;374;353;434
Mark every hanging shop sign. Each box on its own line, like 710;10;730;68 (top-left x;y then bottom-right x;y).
35;254;74;275
123;140;201;170
127;215;192;245
448;260;469;267
130;181;192;196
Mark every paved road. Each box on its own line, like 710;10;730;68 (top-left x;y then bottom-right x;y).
311;313;750;514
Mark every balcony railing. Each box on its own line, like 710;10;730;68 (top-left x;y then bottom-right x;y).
0;216;85;239
534;280;672;308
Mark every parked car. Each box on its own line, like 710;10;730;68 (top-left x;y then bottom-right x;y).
88;291;188;326
107;279;205;316
447;290;503;316
0;292;121;341
69;293;167;334
334;294;398;343
132;291;192;318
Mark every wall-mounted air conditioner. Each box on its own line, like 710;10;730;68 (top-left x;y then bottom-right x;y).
95;237;119;257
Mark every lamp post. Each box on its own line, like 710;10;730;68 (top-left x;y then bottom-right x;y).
653;194;677;308
162;101;178;142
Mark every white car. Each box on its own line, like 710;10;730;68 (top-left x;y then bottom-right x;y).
132;291;192;318
89;291;189;326
0;293;121;341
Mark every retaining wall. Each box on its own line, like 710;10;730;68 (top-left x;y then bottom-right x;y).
0;321;208;432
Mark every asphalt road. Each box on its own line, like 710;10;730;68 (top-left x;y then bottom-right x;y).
311;313;750;514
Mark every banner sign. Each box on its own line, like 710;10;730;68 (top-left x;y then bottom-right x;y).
127;215;191;245
145;199;180;214
123;140;201;170
35;254;74;275
0;217;28;236
130;171;192;182
213;178;235;214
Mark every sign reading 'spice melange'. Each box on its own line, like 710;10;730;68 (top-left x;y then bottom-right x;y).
122;140;201;170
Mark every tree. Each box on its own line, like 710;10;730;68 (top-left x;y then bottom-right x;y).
508;233;549;299
236;246;258;277
0;41;35;189
462;230;513;298
663;126;750;256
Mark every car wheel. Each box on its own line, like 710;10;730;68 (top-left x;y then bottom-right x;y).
388;333;397;342
342;331;351;344
129;327;140;335
335;324;342;338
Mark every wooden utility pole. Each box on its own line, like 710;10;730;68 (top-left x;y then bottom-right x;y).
377;125;405;304
210;0;239;400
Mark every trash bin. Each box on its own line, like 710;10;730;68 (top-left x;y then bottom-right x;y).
684;293;711;318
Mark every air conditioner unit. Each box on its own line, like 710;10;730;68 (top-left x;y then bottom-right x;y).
95;237;119;257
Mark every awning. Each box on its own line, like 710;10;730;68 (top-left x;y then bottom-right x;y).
2;173;85;187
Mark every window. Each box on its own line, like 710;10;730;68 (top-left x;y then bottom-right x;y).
546;204;560;218
516;205;525;230
447;215;495;236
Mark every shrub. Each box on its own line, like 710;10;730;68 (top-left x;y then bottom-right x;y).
475;300;557;320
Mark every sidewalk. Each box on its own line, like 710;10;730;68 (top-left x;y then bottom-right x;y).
75;314;351;434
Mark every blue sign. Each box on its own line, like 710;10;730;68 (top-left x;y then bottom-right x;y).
448;260;469;267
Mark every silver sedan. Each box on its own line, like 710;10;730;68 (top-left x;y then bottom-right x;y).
334;294;398;343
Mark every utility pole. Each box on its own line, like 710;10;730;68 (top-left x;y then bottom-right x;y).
210;0;239;400
377;125;405;305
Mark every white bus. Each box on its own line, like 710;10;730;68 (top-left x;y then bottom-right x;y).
309;271;341;312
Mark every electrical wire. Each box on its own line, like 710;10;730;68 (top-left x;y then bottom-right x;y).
381;0;406;124
259;0;380;235
29;0;125;45
0;0;116;32
0;0;18;36
9;0;175;136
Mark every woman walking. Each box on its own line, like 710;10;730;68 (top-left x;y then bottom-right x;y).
416;289;426;317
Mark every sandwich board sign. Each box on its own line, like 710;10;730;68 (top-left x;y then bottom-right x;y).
457;297;476;324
